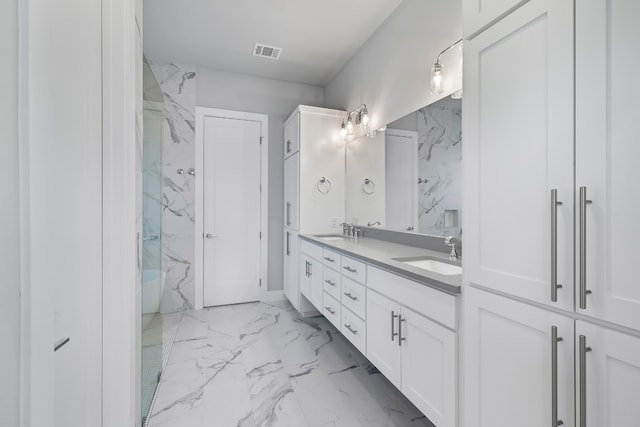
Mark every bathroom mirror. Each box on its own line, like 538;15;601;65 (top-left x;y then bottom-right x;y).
345;95;462;238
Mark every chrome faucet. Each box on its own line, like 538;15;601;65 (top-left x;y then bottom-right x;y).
367;221;381;227
444;236;459;260
340;222;353;237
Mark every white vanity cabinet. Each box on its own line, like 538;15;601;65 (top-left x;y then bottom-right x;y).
283;105;345;315
299;252;323;311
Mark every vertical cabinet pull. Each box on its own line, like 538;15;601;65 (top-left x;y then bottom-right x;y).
286;232;291;256
579;187;593;309
286;139;291;153
579;335;592;427
391;311;399;341
286;202;292;226
551;326;564;426
308;261;312;277
551;189;563;302
305;261;309;277
398;315;406;347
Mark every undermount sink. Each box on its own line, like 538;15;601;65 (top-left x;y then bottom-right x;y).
393;257;462;276
315;235;345;241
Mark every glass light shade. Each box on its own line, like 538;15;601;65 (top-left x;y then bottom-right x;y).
346;116;354;134
431;62;444;94
361;110;369;127
340;122;347;138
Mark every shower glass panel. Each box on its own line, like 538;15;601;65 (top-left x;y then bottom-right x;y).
141;57;164;425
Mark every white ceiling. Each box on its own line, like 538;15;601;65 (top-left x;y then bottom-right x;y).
143;0;403;86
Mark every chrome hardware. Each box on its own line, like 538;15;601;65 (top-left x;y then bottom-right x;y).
579;187;592;309
343;266;357;273
143;234;159;241
361;178;376;195
579;335;592;427
325;306;336;315
444;236;459;260
344;292;358;301
406;226;414;231
286;139;292;153
323;256;335;263
391;311;399;341
353;227;361;239
187;168;196;176
305;261;310;277
367;221;381;227
286;232;291;256
325;279;336;287
308;261;312;277
340;223;353;237
551;326;564;426
54;337;70;352
344;324;358;335
316;177;332;195
205;233;216;238
177;168;184;175
286;202;292;226
551;189;563;302
398;315;406;346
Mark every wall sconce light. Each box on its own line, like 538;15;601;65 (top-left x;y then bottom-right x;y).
431;38;463;96
340;104;370;140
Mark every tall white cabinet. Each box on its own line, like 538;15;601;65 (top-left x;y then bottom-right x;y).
283;106;345;315
463;0;640;426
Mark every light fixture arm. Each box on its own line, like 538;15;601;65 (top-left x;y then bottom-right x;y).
435;38;463;65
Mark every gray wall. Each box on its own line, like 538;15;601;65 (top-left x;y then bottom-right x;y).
324;0;462;128
196;68;324;292
0;0;21;424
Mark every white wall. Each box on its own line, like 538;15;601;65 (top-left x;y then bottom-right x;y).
324;0;462;129
0;0;20;425
196;68;324;292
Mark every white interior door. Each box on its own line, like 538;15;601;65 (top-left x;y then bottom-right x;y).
203;116;262;306
385;129;418;232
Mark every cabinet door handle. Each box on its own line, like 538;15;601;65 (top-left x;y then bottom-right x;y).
344;324;358;335
325;306;336;315
551;189;563;302
54;337;70;352
286;202;292;227
324;279;336;287
344;292;357;301
398;315;406;346
286;139;291;153
579;335;592;427
308;261;312;277
305;261;309;277
391;311;399;342
579;187;593;309
343;266;357;273
286;232;291;256
551;326;564;427
323;257;335;263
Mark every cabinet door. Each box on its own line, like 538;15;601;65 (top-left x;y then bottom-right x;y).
284;230;299;310
464;288;574;427
308;257;324;311
284;112;299;159
284;153;299;230
575;0;640;331
576;321;640;427
366;290;402;388
463;0;529;38
299;254;311;300
463;0;574;310
401;307;456;427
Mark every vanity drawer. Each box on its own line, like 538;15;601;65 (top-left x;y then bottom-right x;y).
322;293;341;329
341;256;367;284
341;307;366;355
341;277;366;320
300;240;322;260
323;267;341;300
322;248;341;270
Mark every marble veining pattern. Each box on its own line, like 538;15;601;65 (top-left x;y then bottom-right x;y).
148;301;434;427
148;61;197;313
416;97;462;238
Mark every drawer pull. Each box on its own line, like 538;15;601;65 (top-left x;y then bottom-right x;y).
344;292;358;301
391;311;399;341
343;266;357;273
54;337;70;352
344;324;358;335
398;315;406;347
323;257;335;263
325;279;336;287
325;306;336;315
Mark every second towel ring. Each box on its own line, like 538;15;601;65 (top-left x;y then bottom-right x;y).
361;178;376;195
316;177;332;195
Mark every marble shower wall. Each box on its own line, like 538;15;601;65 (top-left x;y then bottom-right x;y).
416;97;462;238
148;62;197;313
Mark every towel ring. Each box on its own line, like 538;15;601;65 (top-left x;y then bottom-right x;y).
361;178;376;195
316;177;332;195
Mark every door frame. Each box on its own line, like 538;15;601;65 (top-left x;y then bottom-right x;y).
194;107;269;309
385;128;419;230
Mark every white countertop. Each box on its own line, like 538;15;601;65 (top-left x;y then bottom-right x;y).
300;234;462;295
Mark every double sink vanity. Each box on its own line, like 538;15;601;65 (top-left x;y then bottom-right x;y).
298;231;461;427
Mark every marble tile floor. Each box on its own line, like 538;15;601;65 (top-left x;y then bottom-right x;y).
147;300;435;427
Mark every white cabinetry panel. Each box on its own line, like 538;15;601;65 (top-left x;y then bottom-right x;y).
463;0;530;37
463;0;574;311
366;290;402;389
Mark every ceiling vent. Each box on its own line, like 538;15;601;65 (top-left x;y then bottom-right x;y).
253;43;283;60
